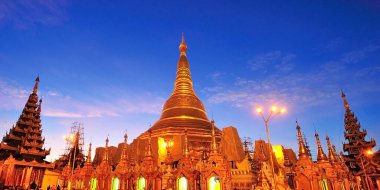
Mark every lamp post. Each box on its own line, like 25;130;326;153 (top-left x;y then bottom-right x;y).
65;132;79;190
256;106;286;190
360;149;374;190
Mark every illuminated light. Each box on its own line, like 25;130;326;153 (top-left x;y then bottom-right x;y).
112;177;120;190
178;177;188;190
91;178;97;190
366;149;374;156
208;176;221;190
271;106;278;112
280;108;286;113
272;145;285;165
256;107;263;114
138;177;146;190
162;141;167;148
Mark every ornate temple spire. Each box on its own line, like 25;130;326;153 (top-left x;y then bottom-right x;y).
33;76;40;94
153;34;209;126
341;89;349;110
121;132;128;161
296;121;310;159
332;144;341;162
145;131;152;157
184;129;189;158
0;77;49;161
326;135;338;162
179;32;187;55
211;120;217;153
103;136;109;162
303;134;312;157
314;131;328;162
172;33;196;97
341;91;376;173
86;143;92;163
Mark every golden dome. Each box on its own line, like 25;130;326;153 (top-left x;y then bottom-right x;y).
148;34;211;132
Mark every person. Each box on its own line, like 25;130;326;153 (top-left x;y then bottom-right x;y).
57;185;61;190
30;181;37;189
47;185;51;190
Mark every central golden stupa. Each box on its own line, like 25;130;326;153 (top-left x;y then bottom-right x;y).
131;35;221;163
148;35;213;135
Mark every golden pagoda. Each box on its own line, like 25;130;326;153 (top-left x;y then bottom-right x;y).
130;34;222;165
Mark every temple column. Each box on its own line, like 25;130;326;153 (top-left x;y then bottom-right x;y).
4;164;15;186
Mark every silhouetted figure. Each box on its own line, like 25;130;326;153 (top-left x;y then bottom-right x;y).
47;185;51;190
30;181;37;189
57;185;61;190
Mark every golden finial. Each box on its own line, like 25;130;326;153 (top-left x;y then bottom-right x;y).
179;33;187;55
296;121;309;159
103;135;109;162
184;129;189;157
86;143;92;163
33;75;40;94
315;131;327;161
211;120;217;153
341;89;350;109
124;131;128;144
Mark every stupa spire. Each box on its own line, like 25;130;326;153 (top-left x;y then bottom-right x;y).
172;33;196;97
314;131;328;161
103;136;109;162
179;32;187;55
86;143;92;163
184;129;189;158
211;120;217;153
296;121;310;159
326;135;337;162
121;132;128;161
145;131;152;157
33;76;40;94
341;89;350;110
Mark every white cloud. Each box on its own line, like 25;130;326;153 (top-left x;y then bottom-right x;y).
248;51;296;73
206;45;380;110
0;79;165;119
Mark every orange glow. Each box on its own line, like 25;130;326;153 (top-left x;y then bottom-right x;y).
280;108;286;113
161;141;167;148
366;149;374;156
256;107;263;114
167;140;174;148
272;145;285;165
271;106;278;112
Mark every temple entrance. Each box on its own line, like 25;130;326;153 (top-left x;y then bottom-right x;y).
138;177;146;190
178;177;188;190
112;177;120;190
90;178;97;190
208;176;221;190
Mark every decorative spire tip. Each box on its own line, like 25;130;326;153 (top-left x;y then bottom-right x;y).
179;33;187;54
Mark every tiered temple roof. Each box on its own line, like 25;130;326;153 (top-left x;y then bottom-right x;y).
341;91;378;174
0;77;50;162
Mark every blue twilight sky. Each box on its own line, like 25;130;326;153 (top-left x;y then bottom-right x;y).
0;0;380;160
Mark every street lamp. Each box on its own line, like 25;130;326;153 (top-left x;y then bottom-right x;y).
256;105;286;190
360;149;374;190
65;132;79;190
